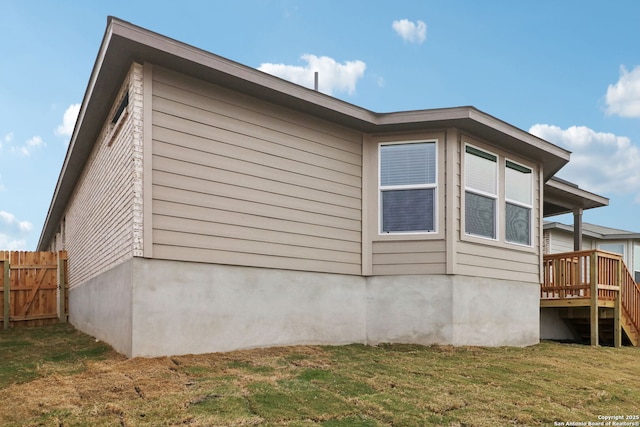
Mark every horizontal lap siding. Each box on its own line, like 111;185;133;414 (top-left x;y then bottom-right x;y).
372;240;446;275
456;242;540;283
547;231;574;254
151;67;362;275
456;142;542;284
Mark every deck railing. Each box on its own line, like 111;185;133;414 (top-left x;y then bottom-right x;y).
621;266;640;340
541;249;640;345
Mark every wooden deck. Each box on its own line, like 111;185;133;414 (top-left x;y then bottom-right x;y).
541;250;640;346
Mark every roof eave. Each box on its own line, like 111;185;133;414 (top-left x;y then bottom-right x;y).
37;16;575;250
543;177;609;218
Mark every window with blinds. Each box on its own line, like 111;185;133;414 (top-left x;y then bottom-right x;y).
505;160;532;245
464;145;497;239
379;142;437;233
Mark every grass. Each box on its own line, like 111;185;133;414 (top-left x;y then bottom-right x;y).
1;324;640;426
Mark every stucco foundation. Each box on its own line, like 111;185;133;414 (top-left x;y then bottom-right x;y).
69;258;540;357
68;259;134;356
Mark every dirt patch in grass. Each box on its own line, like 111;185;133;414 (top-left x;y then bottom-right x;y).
1;324;640;426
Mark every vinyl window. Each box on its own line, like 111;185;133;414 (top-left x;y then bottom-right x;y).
464;145;497;239
505;160;533;245
379;141;437;233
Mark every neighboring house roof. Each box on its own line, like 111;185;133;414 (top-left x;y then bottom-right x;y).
38;16;573;250
543;176;609;217
544;221;640;240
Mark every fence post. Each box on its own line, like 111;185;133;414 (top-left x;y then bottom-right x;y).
590;251;599;346
57;252;67;323
3;259;9;329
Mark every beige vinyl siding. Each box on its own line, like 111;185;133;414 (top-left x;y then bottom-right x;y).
63;63;144;287
456;241;540;283
364;131;447;276
544;230;595;254
151;67;362;275
456;138;542;284
372;240;446;275
545;230;574;254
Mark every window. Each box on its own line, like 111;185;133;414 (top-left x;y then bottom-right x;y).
599;243;624;255
464;145;497;239
464;144;534;247
112;92;129;124
634;244;640;283
379;142;437;233
107;91;130;146
505;160;532;245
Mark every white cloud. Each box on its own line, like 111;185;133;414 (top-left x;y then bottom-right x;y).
605;66;640;118
530;124;640;200
258;54;366;96
392;19;427;44
0;211;32;249
0;234;27;251
55;103;81;137
12;136;44;156
0;210;33;232
1;132;13;151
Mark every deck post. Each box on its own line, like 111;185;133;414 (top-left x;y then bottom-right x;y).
3;259;9;329
614;257;622;347
573;208;583;251
590;251;599;346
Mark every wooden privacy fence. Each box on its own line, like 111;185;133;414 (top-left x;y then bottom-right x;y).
0;251;68;328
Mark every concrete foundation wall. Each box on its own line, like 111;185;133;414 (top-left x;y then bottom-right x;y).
130;259;367;357
69;258;540;357
68;259;133;356
366;275;454;345
451;277;540;347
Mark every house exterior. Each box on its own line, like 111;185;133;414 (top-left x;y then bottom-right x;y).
39;17;599;357
544;222;640;282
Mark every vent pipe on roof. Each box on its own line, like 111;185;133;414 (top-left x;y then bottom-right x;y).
314;71;319;91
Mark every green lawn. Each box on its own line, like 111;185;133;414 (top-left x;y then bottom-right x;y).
1;324;639;426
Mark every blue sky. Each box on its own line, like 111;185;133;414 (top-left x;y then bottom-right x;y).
2;1;640;250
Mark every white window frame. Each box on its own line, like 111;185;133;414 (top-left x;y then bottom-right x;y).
378;140;438;235
505;158;533;247
464;144;499;241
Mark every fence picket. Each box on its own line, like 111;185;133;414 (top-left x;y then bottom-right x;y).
0;251;67;328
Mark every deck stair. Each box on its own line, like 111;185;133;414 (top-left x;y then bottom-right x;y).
541;250;640;347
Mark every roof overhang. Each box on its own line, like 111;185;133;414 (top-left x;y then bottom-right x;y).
543;222;640;240
543;177;609;217
37;17;573;249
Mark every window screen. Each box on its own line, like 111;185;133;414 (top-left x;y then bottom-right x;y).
506;202;531;245
464;146;497;239
382;189;435;232
505;160;532;245
380;142;437;233
465;192;496;239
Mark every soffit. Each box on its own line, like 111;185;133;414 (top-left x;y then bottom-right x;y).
543;177;609;217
